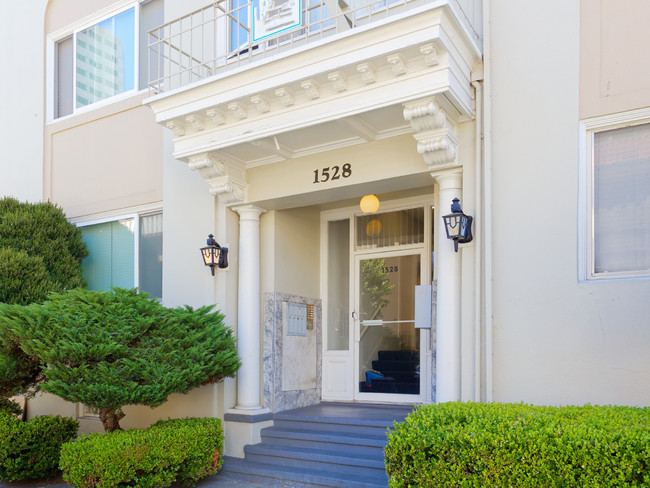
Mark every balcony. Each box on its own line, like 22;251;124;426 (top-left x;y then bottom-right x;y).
147;0;481;94
144;0;482;205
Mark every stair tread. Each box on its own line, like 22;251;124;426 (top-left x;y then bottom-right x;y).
262;427;389;447
265;425;389;438
274;413;400;428
246;443;386;466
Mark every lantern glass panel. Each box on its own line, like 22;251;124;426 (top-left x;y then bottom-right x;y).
444;215;461;238
201;247;216;266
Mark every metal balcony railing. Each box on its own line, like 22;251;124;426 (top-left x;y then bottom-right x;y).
147;0;428;94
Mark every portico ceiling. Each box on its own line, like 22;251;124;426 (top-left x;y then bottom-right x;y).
193;103;412;168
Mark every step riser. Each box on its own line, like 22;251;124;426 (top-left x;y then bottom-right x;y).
218;403;415;488
221;467;387;488
272;419;393;436
261;435;386;457
245;452;387;478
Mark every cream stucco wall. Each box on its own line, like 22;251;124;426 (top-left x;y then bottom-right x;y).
580;0;650;119
272;207;321;299
45;97;163;217
0;0;48;202
489;0;650;407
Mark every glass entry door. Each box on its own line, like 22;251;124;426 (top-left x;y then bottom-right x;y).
355;252;422;399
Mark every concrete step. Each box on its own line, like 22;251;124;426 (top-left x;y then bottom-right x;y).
259;426;387;457
216;403;415;488
244;443;386;478
221;456;388;488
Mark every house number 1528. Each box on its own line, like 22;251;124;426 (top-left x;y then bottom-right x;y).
313;164;352;184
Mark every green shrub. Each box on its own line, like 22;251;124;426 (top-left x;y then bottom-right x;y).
0;197;88;303
60;417;224;488
0;410;78;482
0;287;240;432
0;197;87;406
0;397;22;417
385;402;650;488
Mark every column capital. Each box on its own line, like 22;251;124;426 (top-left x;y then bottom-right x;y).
430;168;462;190
231;204;266;220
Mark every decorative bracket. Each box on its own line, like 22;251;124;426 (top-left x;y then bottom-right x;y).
186;153;248;204
404;99;458;169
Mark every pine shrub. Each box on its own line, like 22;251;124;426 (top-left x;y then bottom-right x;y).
59;417;224;488
0;288;240;431
385;402;650;487
0;410;78;482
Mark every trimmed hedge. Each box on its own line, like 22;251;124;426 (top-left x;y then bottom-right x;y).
60;417;224;488
385;402;650;488
0;397;22;417
0;410;78;482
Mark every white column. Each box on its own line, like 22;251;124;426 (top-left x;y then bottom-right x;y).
434;170;462;402
232;204;266;411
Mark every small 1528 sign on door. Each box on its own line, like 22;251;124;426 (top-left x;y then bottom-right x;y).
313;164;352;184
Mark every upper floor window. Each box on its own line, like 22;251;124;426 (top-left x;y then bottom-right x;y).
589;122;650;278
52;0;162;119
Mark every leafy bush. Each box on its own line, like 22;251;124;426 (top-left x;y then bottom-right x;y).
0;197;88;304
60;417;224;488
0;197;87;407
0;410;78;482
385;402;650;488
0;397;22;417
0;288;240;431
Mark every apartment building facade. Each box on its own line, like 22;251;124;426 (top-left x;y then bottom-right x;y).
0;0;648;457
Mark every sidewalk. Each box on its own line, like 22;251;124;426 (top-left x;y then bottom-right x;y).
0;470;284;488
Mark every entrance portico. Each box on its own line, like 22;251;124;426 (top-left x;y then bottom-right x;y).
145;0;481;457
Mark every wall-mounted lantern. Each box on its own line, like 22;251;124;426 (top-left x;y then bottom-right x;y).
442;198;473;252
200;234;228;275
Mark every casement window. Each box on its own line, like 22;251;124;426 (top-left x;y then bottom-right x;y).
587;120;650;279
80;212;163;298
52;0;162;119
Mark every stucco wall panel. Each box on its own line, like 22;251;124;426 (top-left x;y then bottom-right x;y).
490;0;650;407
48;105;163;217
0;0;48;202
580;0;650;119
274;207;320;299
46;0;114;34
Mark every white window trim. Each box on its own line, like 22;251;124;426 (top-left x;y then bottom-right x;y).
77;213;140;289
580;106;650;282
47;0;144;123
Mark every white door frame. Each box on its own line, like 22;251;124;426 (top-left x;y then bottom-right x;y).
320;195;434;404
353;248;426;404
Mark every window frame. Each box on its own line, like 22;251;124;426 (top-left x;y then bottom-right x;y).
47;0;146;122
581;107;650;281
74;206;163;295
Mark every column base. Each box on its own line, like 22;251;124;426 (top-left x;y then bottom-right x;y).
223;407;273;458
